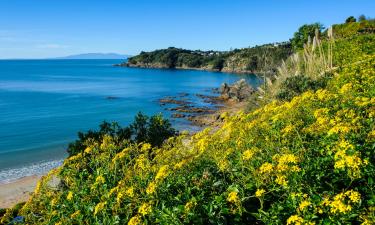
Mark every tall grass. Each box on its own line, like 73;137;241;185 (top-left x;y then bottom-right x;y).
259;27;335;102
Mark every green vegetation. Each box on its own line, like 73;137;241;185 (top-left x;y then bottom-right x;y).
125;15;374;78
125;43;292;74
127;48;226;69
345;16;357;23
290;23;324;50
275;74;331;101
67;112;177;156
1;18;375;225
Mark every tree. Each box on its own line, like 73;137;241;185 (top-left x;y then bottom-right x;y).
358;15;367;22
131;112;149;143
290;23;325;50
211;58;225;70
246;56;258;71
67;112;176;156
345;16;357;23
146;114;176;147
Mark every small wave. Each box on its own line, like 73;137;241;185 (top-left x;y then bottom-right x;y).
0;159;63;184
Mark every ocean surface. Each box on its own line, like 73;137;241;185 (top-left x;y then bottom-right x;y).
0;59;261;183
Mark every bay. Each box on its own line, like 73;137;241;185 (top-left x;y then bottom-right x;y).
0;59;261;182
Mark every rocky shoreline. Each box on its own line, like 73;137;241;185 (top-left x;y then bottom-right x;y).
0;79;255;210
159;79;255;128
115;62;259;75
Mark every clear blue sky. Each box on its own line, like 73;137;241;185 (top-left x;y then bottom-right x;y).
0;0;374;59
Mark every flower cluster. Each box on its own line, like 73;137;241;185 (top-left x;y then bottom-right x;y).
4;22;374;225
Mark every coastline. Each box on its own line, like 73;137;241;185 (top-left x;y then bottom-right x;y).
0;84;249;209
116;63;260;75
0;159;63;209
0;101;246;209
0;175;41;209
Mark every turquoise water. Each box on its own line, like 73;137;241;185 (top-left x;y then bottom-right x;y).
0;59;260;182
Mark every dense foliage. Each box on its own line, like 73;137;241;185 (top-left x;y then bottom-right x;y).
290;23;325;50
125;43;292;74
1;20;375;225
127;48;227;69
275;74;331;101
67;112;177;156
222;43;292;74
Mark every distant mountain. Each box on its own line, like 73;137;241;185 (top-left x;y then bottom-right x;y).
54;53;130;59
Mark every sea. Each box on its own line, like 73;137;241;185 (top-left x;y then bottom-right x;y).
0;59;261;183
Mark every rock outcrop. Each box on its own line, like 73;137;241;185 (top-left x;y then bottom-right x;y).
220;79;254;102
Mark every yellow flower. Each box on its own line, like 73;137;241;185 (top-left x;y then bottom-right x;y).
116;192;124;203
345;190;361;203
275;175;288;186
146;181;157;195
141;143;151;151
242;149;254;161
112;150;127;163
330;199;351;214
175;159;187;169
184;200;197;212
34;180;43;194
340;83;352;94
70;210;80;219
125;187;135;197
138;203;152;216
227;191;240;204
134;155;148;171
328;193;354;214
218;159;229;171
95;175;105;184
84;146;92;154
255;189;265;198
109;186;118;196
287;215;304;225
298;200;311;211
100;135;114;149
51;198;58;206
282;124;294;134
334;150;363;178
155;165;169;180
66;191;73;201
128;215;141;225
94;201;106;215
259;162;273;174
278;154;298;164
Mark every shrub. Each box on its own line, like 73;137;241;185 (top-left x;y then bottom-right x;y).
18;54;375;224
276;74;331;101
8;20;375;225
67;112;176;156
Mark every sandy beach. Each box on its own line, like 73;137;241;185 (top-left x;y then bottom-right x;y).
0;175;40;209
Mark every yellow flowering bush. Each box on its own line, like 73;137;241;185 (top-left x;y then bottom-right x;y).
1;21;374;225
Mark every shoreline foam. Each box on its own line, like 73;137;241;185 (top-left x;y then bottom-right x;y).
0;159;63;185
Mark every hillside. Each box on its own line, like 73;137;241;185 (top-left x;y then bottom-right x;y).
121;43;292;74
1;19;375;225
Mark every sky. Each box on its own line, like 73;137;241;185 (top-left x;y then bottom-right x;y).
0;0;374;59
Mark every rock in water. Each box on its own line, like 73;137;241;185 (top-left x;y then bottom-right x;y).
220;79;254;102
